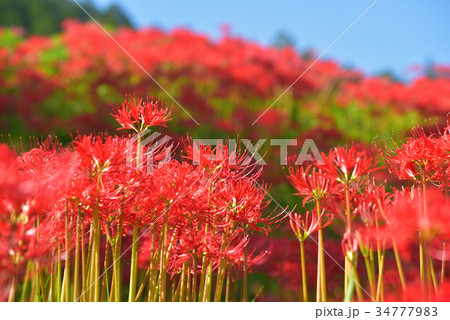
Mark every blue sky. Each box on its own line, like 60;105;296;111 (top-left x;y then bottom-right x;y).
92;0;450;78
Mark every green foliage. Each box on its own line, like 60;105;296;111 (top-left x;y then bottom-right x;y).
0;28;23;48
329;102;421;143
0;0;133;35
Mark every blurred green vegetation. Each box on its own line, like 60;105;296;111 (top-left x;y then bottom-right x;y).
0;0;133;35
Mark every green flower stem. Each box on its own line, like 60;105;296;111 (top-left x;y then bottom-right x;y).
60;264;66;302
135;266;151;301
172;275;181;302
352;258;363;301
94;208;102;302
55;245;62;302
316;237;322;302
113;209;123;302
299;239;308;302
203;259;213;302
419;238;425;294
159;216;169;302
148;246;159;302
369;253;377;300
316;200;326;302
376;244;386;302
180;261;188;302
111;247;120;302
101;240;111;301
20;262;32;302
80;211;87;302
225;267;231;302
39;266;47;302
344;263;355;302
198;228;209;302
344;254;356;302
344;257;348;298
420;177;429;295
426;246;438;294
191;255;198;302
242;241;248;302
362;248;376;298
202;225;216;302
186;263;191;302
73;207;81;301
48;263;53;302
214;228;230;302
344;184;354;300
374;214;385;301
392;237;406;290
88;205;101;302
64;201;71;302
8;273;16;302
128;228;139;302
152;272;160;302
87;224;95;300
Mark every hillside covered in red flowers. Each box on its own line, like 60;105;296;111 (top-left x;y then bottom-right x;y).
1;20;449;144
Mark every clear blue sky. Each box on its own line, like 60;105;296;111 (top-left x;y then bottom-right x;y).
92;0;450;78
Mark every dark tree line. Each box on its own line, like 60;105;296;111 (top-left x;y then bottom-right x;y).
0;0;133;35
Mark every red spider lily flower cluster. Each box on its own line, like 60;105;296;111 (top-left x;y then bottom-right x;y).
284;124;450;302
317;145;379;186
289;210;332;243
285;165;338;207
286;145;378;225
111;97;172;132
382;123;450;188
0;142;79;301
0;97;280;302
2;94;450;301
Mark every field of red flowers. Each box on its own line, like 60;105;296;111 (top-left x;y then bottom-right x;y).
1;20;450;302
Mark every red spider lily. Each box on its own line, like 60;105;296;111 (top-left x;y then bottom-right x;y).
111;97;172;132
143;160;207;209
212;177;274;233
357;181;392;226
0;145;62;297
316;145;379;185
73;134;128;174
285;164;338;206
381;126;446;182
430;122;450;190
17;147;80;215
289;210;332;242
0;215;55;272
